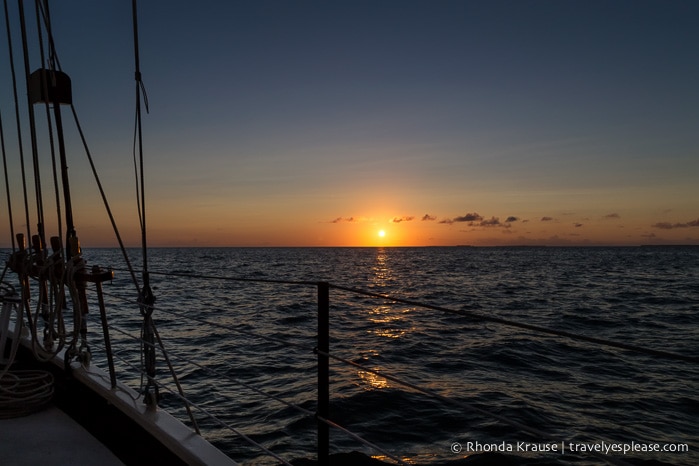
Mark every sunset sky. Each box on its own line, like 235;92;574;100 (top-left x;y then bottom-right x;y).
1;1;697;247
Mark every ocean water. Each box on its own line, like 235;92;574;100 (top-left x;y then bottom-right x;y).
6;246;699;465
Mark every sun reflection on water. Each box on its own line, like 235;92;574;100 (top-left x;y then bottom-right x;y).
371;247;392;287
366;248;420;342
368;305;414;338
372;455;417;465
357;369;391;390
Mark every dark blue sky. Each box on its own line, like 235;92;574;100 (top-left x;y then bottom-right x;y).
1;1;697;246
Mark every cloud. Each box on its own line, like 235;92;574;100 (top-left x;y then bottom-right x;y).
329;217;357;223
439;213;482;225
422;214;436;221
541;216;554;222
652;219;699;229
454;213;483;222
605;213;621;219
652;222;678;230
479;216;501;227
438;213;520;228
391;216;415;223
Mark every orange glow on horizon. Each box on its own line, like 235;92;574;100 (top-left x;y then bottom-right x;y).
11;206;697;249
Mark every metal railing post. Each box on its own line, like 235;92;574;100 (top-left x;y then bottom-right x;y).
317;281;330;465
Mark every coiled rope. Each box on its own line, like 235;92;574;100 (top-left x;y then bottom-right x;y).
0;369;54;419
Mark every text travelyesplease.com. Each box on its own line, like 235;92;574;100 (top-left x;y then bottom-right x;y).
450;441;689;455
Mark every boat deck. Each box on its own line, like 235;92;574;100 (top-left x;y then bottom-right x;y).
1;329;238;466
0;405;125;466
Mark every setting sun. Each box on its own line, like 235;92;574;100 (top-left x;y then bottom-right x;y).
378;230;386;238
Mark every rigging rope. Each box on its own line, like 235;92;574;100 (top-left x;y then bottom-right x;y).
0;103;15;251
130;0;158;409
131;0;150;282
68;105;140;293
2;0;30;251
34;0;64;252
17;0;46;251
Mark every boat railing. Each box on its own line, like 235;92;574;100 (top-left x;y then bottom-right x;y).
3;263;695;466
99;268;697;465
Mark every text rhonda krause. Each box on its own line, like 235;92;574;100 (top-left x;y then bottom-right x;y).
463;441;689;455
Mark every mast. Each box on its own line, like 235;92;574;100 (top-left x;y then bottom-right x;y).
28;68;75;253
131;0;158;406
17;0;45;251
132;0;149;278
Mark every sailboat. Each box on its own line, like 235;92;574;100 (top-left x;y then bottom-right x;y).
0;1;238;464
2;3;695;466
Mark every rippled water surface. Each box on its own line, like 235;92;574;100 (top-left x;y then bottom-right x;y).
18;246;698;465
